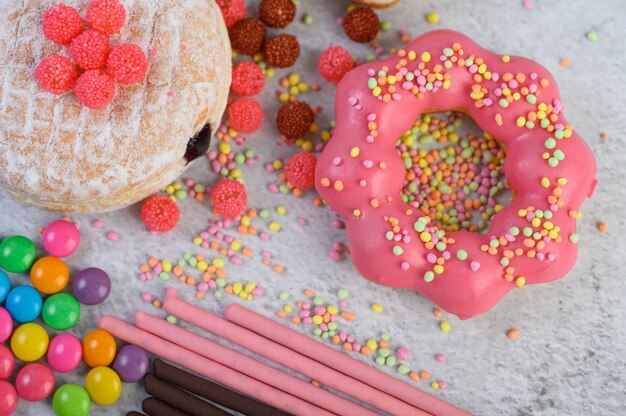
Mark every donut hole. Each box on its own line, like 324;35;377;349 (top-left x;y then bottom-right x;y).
396;111;511;234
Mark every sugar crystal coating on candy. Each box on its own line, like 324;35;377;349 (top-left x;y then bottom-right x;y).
227;98;264;133
231;61;265;96
276;101;315;138
343;7;380;43
35;55;77;95
74;70;116;109
264;34;300;68
318;45;354;83
86;0;127;35
42;4;84;45
210;179;248;218
107;43;149;84
259;0;296;28
229;18;266;55
216;0;247;28
141;195;180;233
70;30;111;70
285;153;317;189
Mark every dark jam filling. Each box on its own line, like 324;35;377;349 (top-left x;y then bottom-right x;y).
184;124;212;163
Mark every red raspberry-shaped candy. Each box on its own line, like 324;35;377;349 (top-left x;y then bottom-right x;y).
74;70;116;109
285;152;317;189
318;45;354;83
227;98;264;133
231;62;265;96
35;55;77;95
86;0;127;35
70;30;111;70
42;4;84;45
141;195;180;232
216;0;247;28
210;179;248;219
107;44;149;84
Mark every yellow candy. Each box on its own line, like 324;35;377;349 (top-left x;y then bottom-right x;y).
440;321;451;333
85;367;122;406
372;303;384;313
11;323;49;362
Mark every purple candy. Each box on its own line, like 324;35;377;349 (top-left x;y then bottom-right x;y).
112;345;148;383
72;267;111;305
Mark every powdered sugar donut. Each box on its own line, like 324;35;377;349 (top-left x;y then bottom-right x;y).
0;0;231;212
316;30;597;319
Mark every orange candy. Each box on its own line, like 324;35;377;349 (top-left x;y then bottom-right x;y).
82;329;116;368
30;256;70;294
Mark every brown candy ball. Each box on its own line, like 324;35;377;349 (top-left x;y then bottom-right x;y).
259;0;296;28
276;101;315;138
343;7;379;43
264;34;300;68
229;18;266;55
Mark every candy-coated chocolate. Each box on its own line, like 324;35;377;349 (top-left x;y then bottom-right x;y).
5;285;42;323
10;322;49;362
0;271;10;303
112;344;149;382
41;220;80;258
82;329;116;367
0;345;14;380
47;334;83;373
316;30;597;319
42;293;81;330
0;235;36;273
53;384;91;416
0;380;18;416
72;267;111;305
30;256;70;294
0;308;12;343
85;366;122;405
15;363;55;401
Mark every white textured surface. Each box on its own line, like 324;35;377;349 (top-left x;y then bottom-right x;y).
1;0;625;415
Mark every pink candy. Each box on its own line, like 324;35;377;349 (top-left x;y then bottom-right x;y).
42;219;80;257
47;334;82;373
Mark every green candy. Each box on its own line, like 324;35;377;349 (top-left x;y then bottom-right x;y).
0;235;36;273
42;293;80;330
53;384;91;416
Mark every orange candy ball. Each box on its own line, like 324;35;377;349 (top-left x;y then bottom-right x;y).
82;329;116;368
30;256;70;294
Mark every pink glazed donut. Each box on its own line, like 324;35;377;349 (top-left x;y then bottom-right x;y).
316;30;597;319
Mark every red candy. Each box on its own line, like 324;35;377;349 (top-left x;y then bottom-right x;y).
74;70;116;110
215;0;247;28
70;29;111;70
231;62;265;96
35;55;77;95
227;98;264;133
86;0;127;35
318;45;354;83
210;179;248;219
285;152;317;189
42;4;84;45
107;44;149;84
141;196;180;233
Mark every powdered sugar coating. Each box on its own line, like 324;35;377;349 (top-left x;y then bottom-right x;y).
0;0;231;212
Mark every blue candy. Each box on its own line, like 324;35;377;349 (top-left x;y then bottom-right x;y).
6;286;42;323
0;271;10;303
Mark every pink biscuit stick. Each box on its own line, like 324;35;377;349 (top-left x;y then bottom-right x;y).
98;315;334;416
225;304;470;416
163;288;428;416
135;311;379;416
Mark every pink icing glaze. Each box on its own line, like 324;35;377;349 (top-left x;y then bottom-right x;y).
316;30;597;319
